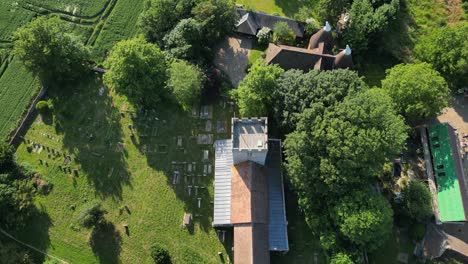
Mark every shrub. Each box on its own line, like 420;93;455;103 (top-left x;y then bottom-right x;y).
305;18;320;35
35;101;49;114
76;201;106;228
150;243;171;264
256;27;271;45
272;22;295;45
409;222;426;241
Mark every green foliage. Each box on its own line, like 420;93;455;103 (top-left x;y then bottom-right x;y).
35;101;50;114
0;239;34;264
274;69;366;131
139;0;194;45
163;18;205;62
317;0;350;24
76;200;106;228
103;37;168;105
414;22;468;88
0;143;14;172
192;0;236;45
150;243;172;264
382;63;449;123
344;0;400;52
333;192;393;251
272;21;295;45
168;60;205;111
304;18;320;35
13;16;89;83
409;222;426;241
230;61;284;116
401;180;433;222
256;27;272;46
330;252;355;264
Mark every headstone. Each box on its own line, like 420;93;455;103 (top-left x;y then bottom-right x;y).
203;150;209;161
188;185;192;196
197;198;201;208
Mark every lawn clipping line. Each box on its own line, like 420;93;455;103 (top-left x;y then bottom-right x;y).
0;227;69;264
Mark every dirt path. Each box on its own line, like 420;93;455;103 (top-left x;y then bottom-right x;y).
0;228;69;264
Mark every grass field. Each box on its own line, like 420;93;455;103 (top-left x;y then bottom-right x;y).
14;74;234;263
236;0;319;18
0;58;40;141
0;1;35;40
26;0;109;17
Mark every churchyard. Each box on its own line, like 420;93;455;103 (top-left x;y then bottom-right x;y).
12;74;234;263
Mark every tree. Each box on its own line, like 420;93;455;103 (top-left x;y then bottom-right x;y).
150;243;171;264
330;252;354;264
382;63;450;123
192;0;236;45
139;0;195;45
13;16;89;83
163;18;204;61
272;22;295;45
344;0;400;52
0;143;14;173
401;180;433;222
332;192;393;251
230;61;284;116
317;0;350;24
35;101;50;114
103;37;168;105
275;69;366;131
284;88;407;200
256;27;272;46
414;22;468;88
167;60;205;111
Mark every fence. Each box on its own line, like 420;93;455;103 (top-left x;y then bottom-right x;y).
8;87;47;147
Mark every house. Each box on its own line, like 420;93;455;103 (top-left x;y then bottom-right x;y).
235;8;304;38
213;118;289;264
265;22;354;71
420;123;468;262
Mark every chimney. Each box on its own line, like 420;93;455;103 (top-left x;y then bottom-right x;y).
324;21;331;32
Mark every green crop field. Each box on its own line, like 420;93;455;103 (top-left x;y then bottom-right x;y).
0;58;40;140
26;0;109;17
0;1;35;40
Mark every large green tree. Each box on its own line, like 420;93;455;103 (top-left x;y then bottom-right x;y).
401;180;433;222
275;69;365;131
139;0;195;45
317;0;350;24
13;16;89;83
382;63;450;123
344;0;400;52
192;0;236;45
332;191;393;251
285;88;407;198
163;18;204;61
330;252;355;264
103;37;168;105
414;22;468;88
167;60;205;111
230;61;284;117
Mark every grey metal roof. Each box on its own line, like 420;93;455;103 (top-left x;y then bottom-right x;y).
232;117;268;150
213;139;233;226
266;139;289;251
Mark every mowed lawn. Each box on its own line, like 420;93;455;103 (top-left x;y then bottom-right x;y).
14;75;232;263
235;0;319;18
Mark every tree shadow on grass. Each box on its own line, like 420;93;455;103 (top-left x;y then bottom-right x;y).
49;73;130;200
13;204;53;264
89;221;122;264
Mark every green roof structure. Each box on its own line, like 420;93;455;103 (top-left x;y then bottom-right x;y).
428;123;466;222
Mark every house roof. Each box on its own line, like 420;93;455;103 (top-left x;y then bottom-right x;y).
235;8;304;38
308;28;334;53
334;49;354;69
265;43;337;71
232;117;268;150
422;223;468;261
231;161;269;224
234;224;270;264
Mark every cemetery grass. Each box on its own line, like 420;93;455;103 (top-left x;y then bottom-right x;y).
14;74;232;263
0;58;40;141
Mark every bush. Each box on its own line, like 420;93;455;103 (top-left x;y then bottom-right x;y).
150;244;171;264
256;27;272;46
305;18;320;35
35;101;49;114
76;201;106;228
272;22;295;45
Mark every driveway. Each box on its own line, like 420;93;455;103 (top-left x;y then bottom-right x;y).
214;36;253;87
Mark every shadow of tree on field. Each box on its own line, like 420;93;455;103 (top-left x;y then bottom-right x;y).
13;204;53;264
89;221;122;264
49;73;131;200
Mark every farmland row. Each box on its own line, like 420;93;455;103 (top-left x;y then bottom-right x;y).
24;0;110;18
0;58;40;141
